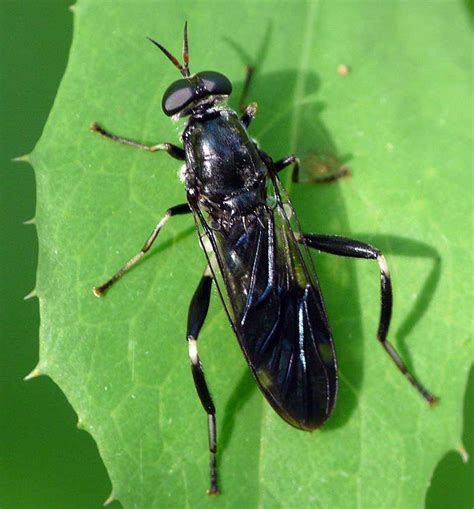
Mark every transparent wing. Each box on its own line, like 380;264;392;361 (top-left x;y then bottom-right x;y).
192;176;337;430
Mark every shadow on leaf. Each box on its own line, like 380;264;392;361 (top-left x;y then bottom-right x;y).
425;364;473;509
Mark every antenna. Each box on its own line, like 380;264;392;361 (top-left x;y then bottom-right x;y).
147;22;191;78
182;21;190;75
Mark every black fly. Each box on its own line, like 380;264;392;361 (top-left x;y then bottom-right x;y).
91;23;437;495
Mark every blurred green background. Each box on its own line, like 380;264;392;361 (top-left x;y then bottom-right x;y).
0;1;471;508
0;1;120;508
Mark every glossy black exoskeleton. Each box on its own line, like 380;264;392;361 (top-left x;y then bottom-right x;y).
91;23;436;495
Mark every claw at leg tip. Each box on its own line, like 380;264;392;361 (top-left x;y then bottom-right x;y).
92;287;103;298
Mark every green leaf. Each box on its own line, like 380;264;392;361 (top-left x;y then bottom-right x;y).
30;1;472;507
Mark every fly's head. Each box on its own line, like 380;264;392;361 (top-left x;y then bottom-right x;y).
161;71;232;118
149;22;232;118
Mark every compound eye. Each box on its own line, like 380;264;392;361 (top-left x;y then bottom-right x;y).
197;71;232;96
162;79;195;116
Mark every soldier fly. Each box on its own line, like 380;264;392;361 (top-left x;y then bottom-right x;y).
91;23;437;495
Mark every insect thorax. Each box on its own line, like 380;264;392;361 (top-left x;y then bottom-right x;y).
182;108;267;212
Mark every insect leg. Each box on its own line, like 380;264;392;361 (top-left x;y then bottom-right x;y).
300;233;437;405
274;155;300;182
240;102;258;129
93;203;191;297
238;64;254;113
305;166;350;184
187;266;219;495
274;155;349;183
90;122;185;160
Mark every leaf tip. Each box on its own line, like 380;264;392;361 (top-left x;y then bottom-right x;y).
23;217;36;225
24;289;38;300
457;444;469;463
68;4;76;13
103;492;117;506
12;154;31;164
24;366;42;381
